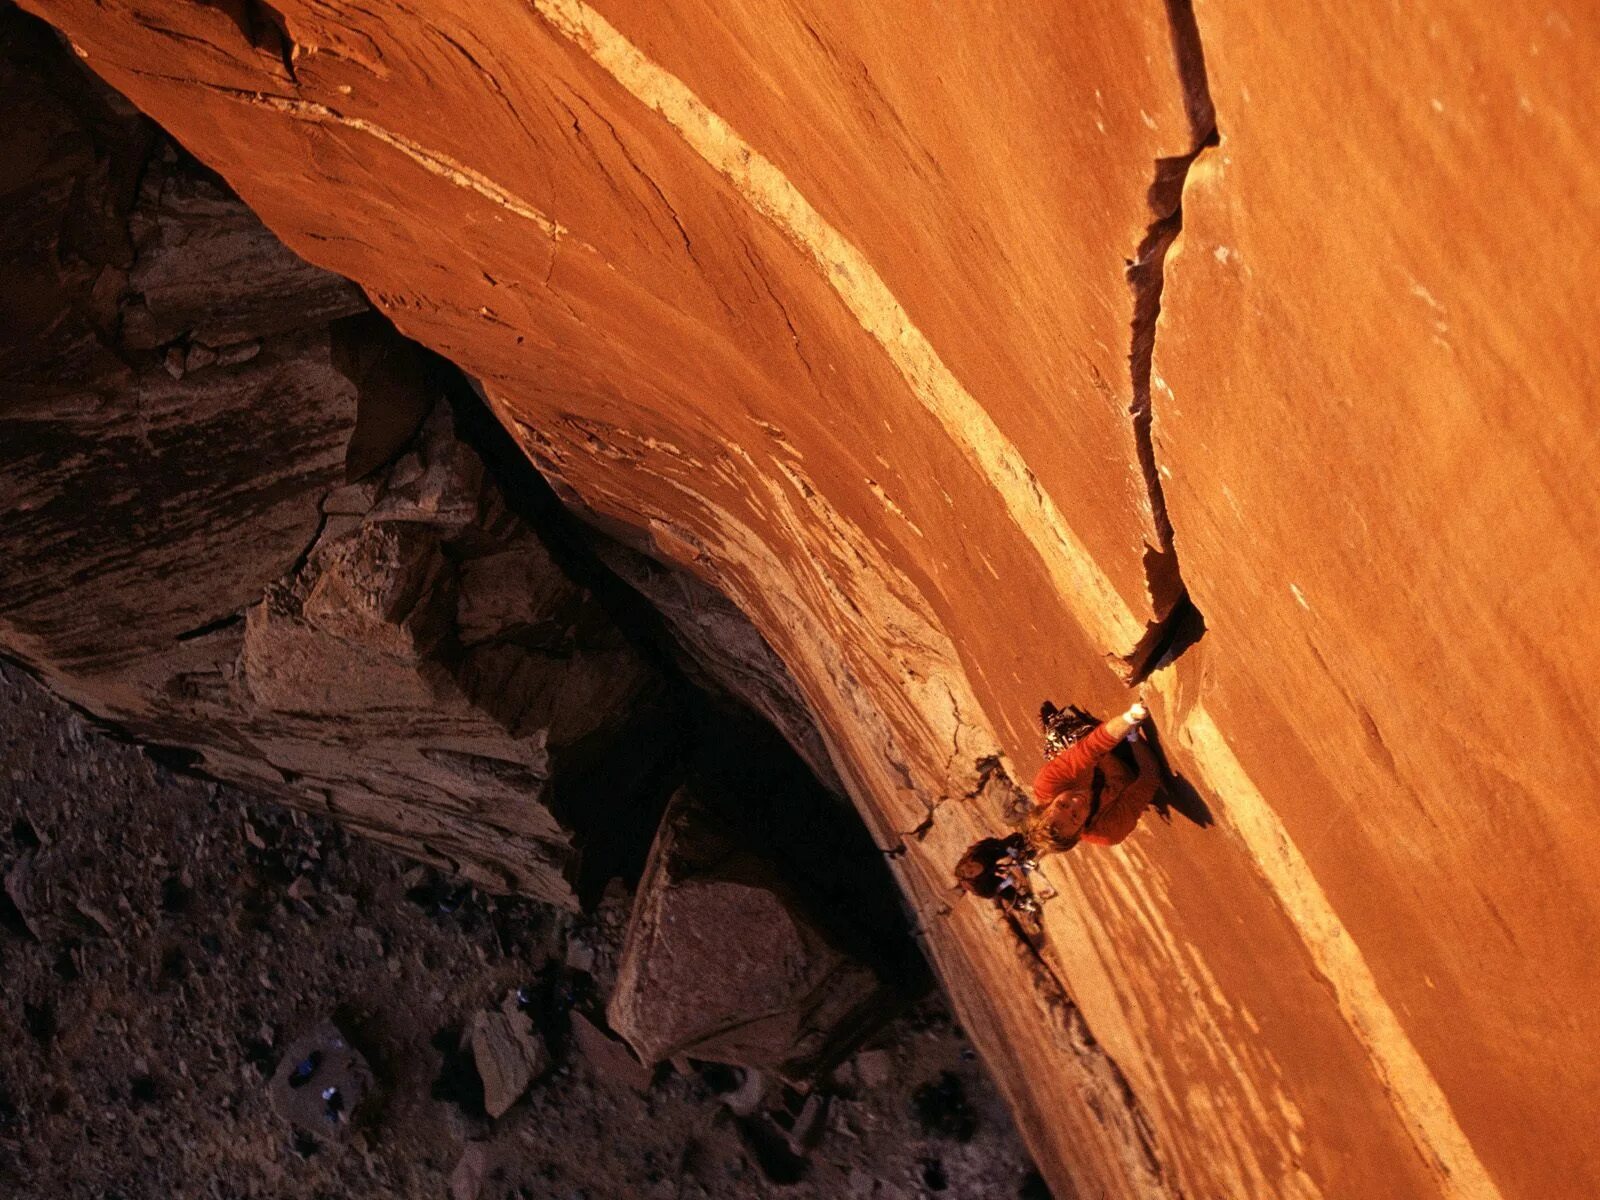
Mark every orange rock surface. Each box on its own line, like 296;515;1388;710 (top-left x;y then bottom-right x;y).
18;0;1599;1196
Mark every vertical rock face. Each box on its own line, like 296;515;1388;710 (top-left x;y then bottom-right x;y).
1140;8;1600;1199
6;2;1599;1198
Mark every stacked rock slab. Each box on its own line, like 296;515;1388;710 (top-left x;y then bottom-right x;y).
0;16;663;907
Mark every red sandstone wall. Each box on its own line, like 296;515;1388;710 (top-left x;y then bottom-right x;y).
16;1;1599;1196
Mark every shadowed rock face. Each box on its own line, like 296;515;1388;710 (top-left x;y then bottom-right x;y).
587;535;845;797
7;2;1600;1198
0;18;670;906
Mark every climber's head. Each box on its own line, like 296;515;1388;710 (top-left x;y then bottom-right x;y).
955;836;1011;899
1039;700;1098;760
955;834;1035;900
1022;801;1080;856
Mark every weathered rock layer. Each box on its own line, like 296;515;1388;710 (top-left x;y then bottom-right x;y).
0;24;672;906
8;2;1600;1197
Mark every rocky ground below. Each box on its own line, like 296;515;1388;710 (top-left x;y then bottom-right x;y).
0;662;1045;1199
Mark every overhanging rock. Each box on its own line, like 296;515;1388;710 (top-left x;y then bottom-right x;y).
10;2;1600;1197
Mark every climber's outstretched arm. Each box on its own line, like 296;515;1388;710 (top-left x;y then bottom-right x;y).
1031;699;1148;801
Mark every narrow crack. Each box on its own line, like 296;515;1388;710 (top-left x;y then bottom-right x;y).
1120;0;1218;681
430;24;544;149
569;89;697;266
279;490;334;586
739;238;822;389
889;751;1022;853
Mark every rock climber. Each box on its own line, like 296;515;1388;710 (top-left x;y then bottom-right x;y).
954;696;1163;919
1025;697;1161;853
954;830;1044;939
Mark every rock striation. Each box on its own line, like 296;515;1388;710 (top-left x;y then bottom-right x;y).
0;16;669;906
6;2;1600;1198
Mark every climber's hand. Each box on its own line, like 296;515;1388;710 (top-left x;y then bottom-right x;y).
1103;698;1149;743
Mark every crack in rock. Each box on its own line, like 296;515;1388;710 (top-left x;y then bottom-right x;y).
1119;0;1218;681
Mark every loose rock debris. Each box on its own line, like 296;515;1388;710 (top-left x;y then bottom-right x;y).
0;662;1041;1198
469;1003;550;1118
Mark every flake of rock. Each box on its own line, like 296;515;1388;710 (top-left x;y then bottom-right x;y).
785;1093;828;1156
3;857;43;941
268;1021;373;1136
72;898;115;937
242;819;269;851
570;1010;653;1093
321;482;382;517
88;265;127;328
469;1009;548;1118
563;937;596;974
213;339;261;367
608;787;890;1078
183;342;217;373
449;1141;493;1200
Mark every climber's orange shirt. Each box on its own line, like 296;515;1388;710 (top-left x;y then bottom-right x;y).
1031;723;1121;802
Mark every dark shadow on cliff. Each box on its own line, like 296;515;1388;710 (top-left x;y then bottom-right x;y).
427;359;691;903
1142;721;1214;830
1138;600;1214;829
684;701;926;985
1130;594;1206;687
434;361;924;989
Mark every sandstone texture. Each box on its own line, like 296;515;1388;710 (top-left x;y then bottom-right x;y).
469;1005;550;1118
7;2;1599;1198
609;786;889;1077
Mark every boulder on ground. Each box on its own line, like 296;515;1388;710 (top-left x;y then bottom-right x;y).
569;1010;653;1093
469;1005;548;1118
608;787;891;1079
